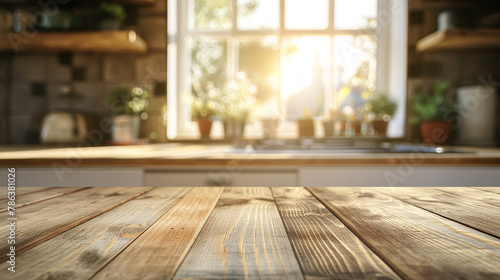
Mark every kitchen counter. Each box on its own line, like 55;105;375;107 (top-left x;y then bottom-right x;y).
2;186;500;279
1;143;500;166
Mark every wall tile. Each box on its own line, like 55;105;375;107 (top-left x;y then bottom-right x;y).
72;82;108;113
137;16;167;50
10;83;47;113
47;55;71;82
0;83;7;113
0;114;7;143
135;53;167;91
12;55;48;82
0;54;11;81
73;54;102;81
103;55;136;82
10;114;34;144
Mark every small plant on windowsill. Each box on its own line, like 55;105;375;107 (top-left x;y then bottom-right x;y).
365;93;398;135
410;81;457;145
95;2;126;30
297;108;315;138
213;72;257;139
191;82;217;139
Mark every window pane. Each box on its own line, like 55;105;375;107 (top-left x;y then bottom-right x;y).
333;35;377;110
188;0;232;30
187;37;228;96
238;37;280;118
285;0;328;30
334;0;377;30
238;0;279;30
282;37;330;120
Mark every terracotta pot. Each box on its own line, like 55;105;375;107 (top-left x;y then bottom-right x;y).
223;120;245;139
297;119;315;137
420;121;453;145
373;120;390;135
196;118;212;139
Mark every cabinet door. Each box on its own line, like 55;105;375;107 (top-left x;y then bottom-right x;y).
0;167;144;187
145;170;297;187
299;166;500;187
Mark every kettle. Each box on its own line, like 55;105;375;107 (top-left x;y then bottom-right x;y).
40;111;94;144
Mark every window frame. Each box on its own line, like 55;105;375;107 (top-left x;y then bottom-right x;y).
168;0;407;139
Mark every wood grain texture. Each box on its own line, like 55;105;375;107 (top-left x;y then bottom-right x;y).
92;187;224;280
308;187;500;280
0;187;152;262
174;187;304;280
436;187;500;208
272;187;400;280
0;30;147;53
376;187;500;239
3;157;500;167
0;187;54;200
0;187;88;213
0;187;189;280
476;187;500;195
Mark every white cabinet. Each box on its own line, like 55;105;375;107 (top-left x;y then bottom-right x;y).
299;166;500;187
0;167;144;187
144;168;297;187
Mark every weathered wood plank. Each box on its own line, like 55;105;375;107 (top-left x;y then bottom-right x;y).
1;187;54;200
174;187;303;280
475;187;500;195
272;187;400;280
0;187;88;213
436;187;500;208
92;187;224;280
0;187;189;280
376;187;500;239
309;187;500;280
0;187;152;262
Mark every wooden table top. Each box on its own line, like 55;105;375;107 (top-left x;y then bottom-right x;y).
2;186;500;279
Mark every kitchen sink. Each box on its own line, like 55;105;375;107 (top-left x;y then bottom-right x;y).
227;138;473;154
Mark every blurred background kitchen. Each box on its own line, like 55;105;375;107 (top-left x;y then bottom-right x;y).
0;0;499;146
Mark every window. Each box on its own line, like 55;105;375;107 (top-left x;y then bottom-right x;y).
168;0;407;139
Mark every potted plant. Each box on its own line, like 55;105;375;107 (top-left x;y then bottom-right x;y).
297;108;315;137
213;72;257;139
365;93;398;135
108;86;148;142
191;96;216;139
95;2;126;30
410;82;457;145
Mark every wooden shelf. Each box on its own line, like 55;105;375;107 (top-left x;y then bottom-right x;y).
416;28;500;52
0;30;147;54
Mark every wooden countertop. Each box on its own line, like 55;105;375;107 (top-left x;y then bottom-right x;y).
1;143;500;166
1;186;500;279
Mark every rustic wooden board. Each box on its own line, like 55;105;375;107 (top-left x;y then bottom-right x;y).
436;187;500;208
174;187;303;280
92;187;224;280
0;30;147;54
0;187;189;280
376;187;500;239
475;187;500;195
309;187;500;280
0;187;88;213
0;187;152;262
272;187;400;280
0;187;54;200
